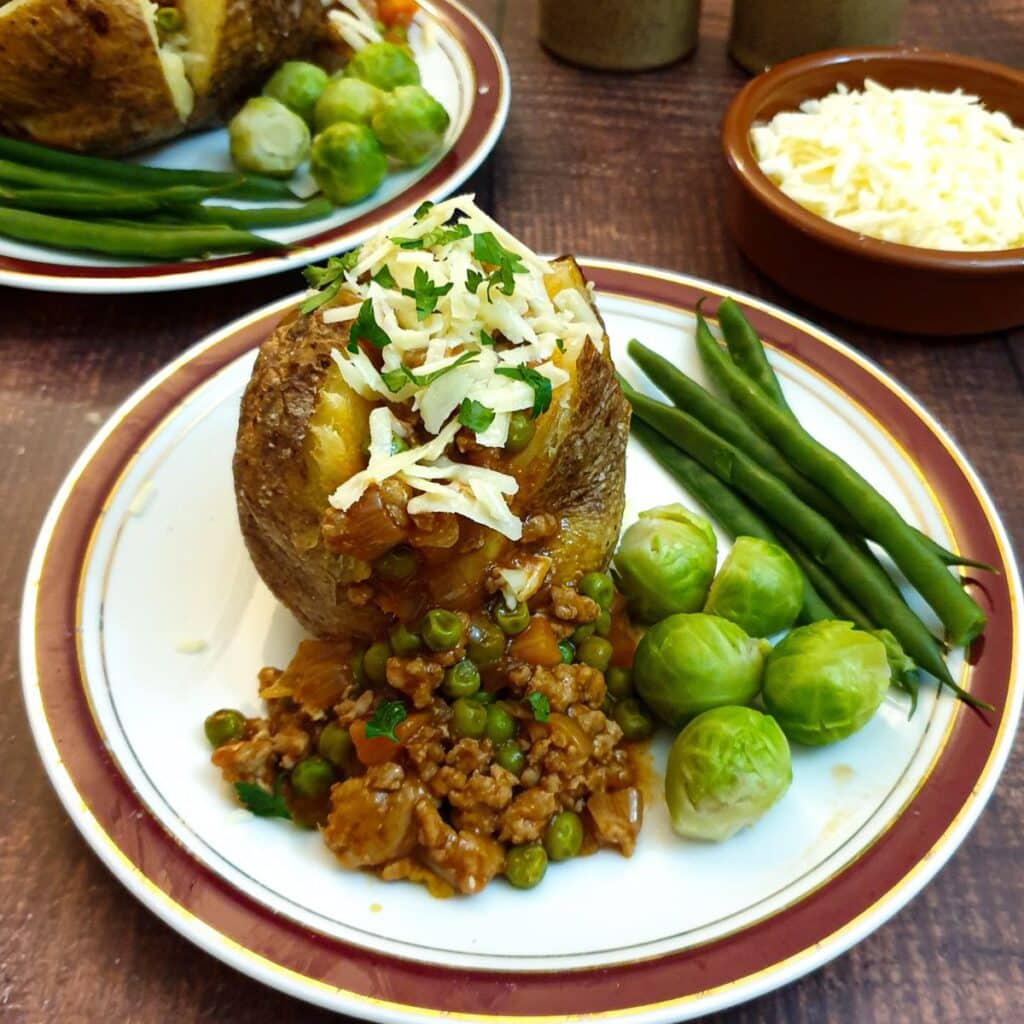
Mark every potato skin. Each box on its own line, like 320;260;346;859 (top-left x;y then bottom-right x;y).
0;0;185;154
234;257;630;641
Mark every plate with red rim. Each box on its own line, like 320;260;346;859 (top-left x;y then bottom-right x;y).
19;258;1022;1021
0;0;508;295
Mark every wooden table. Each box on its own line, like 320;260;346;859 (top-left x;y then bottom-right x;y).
2;1;1022;1020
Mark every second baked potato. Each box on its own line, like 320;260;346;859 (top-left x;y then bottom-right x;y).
235;198;630;641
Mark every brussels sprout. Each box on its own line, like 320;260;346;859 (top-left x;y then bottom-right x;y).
704;536;803;637
371;85;450;165
613;504;717;623
229;97;311;178
315;77;385;132
665;706;791;841
310;123;387;205
633;613;766;728
264;61;330;125
762;620;890;746
345;41;421;91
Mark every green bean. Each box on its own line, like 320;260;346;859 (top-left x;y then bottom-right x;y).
0;207;282;260
158;196;334;229
629;415;833;625
629;339;861;534
712;298;995;574
0;158;116;192
716;296;793;412
0;135;295;200
624;388;989;707
0;184;231;216
694;314;987;649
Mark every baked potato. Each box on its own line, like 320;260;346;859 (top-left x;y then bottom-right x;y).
0;0;193;154
235;203;630;642
180;0;330;126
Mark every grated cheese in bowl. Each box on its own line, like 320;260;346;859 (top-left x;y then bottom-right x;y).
750;80;1024;251
303;194;606;544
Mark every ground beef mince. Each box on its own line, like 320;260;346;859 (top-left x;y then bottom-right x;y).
210;578;645;896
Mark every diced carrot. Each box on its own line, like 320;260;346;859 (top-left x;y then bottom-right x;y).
608;611;638;668
378;0;418;27
350;719;400;765
508;616;563;667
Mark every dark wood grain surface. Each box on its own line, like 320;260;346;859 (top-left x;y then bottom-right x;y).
2;1;1022;1021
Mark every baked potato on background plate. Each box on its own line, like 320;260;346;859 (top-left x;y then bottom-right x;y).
234;195;631;641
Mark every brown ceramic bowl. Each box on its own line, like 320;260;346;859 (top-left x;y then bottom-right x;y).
721;48;1024;335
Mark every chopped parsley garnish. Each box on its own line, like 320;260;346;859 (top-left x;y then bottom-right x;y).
414;200;435;220
458;398;496;433
555;337;566;353
300;248;362;315
479;328;495;347
472;231;528;297
526;692;550;723
235;777;291;820
373;265;397;289
393;222;471;250
495;365;553;418
465;268;484;293
365;700;407;742
380;351;478;393
347;299;391;353
402;266;454;321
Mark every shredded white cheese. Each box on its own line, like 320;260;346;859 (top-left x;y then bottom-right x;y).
751;80;1024;251
316;194;604;541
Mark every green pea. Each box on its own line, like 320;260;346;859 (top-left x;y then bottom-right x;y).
350;649;368;688
495;600;530;636
362;641;390;684
571;622;596;644
389;623;422;656
505;412;536;454
485;703;517;743
543;810;584;862
558;640;575;664
469;689;495;704
317;722;355;769
466;616;506;668
452;697;487;739
605;666;634;700
613;697;656;741
602;693;617;718
579;571;614;610
594;609;612;637
443;659;481;699
496;742;525;776
290;755;336;798
375;545;417;581
577;636;613;671
390;433;409;455
505;843;548;889
204;708;245;748
155;7;183;32
422;608;464;652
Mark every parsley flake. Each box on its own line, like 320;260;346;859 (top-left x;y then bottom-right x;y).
555;337;566;353
414;200;435;220
458;398;496;433
235;777;291;820
479;328;495;347
373;265;397;289
301;248;362;315
381;351;478;393
526;692;550;723
495;365;553;418
402;266;454;321
347;299;391;353
465;268;484;294
472;231;528;297
365;700;407;742
393;223;471;250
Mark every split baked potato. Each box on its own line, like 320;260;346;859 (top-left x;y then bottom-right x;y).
235;249;630;642
0;0;193;154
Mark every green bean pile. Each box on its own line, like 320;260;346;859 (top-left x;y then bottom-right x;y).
0;136;333;261
624;298;993;711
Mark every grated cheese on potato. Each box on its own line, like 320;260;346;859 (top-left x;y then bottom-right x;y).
751;80;1024;251
316;194;603;541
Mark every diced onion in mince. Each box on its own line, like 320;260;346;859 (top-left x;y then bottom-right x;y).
319;194;603;540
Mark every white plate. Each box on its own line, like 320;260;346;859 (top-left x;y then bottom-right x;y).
20;262;1022;1021
0;0;508;294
